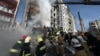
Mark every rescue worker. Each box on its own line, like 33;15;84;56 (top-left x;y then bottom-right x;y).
64;33;70;44
77;34;91;56
10;35;27;56
71;35;87;56
35;36;46;56
84;32;100;56
54;32;66;56
20;36;31;56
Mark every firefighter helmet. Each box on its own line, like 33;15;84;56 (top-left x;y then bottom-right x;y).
37;36;43;43
25;36;31;43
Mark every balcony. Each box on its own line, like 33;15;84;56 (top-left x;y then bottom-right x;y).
0;10;14;17
0;5;14;14
90;23;95;25
3;0;17;6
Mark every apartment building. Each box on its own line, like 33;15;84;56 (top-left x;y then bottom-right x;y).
0;0;20;28
89;20;100;35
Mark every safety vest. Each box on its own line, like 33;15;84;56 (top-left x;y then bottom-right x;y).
10;40;23;53
40;45;46;51
23;51;30;56
17;40;22;44
10;49;18;53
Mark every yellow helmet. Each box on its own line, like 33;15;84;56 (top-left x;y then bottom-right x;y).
25;36;31;43
37;36;43;43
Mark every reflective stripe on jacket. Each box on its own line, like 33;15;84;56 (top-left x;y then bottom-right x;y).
10;49;18;53
40;45;46;51
17;40;22;44
22;51;30;56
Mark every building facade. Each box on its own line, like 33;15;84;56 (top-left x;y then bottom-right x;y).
21;0;77;33
51;0;77;33
21;0;40;27
51;4;58;28
68;11;77;33
89;20;100;35
0;0;20;28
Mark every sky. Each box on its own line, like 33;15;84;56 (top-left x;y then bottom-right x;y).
68;5;100;31
16;0;100;31
16;0;26;23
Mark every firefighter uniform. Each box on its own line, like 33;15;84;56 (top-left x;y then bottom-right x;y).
55;32;66;56
10;39;24;56
71;36;87;56
35;36;46;56
20;36;31;56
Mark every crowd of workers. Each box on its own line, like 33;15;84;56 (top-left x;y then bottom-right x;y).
9;27;100;56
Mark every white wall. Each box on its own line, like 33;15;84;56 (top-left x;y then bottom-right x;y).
51;0;77;33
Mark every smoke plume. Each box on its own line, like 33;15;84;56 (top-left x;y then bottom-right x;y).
28;0;56;27
21;0;56;36
49;0;56;4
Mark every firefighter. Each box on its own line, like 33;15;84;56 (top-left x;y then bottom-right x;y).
71;35;87;56
54;32;66;56
77;34;91;56
35;36;46;56
20;36;31;56
10;35;27;56
84;32;100;56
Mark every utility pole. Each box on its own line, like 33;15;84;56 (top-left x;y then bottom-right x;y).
78;12;85;35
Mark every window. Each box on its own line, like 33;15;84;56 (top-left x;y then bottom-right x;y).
90;22;95;25
54;13;55;16
69;22;71;24
93;29;97;32
54;8;55;11
92;26;96;29
99;26;100;29
97;22;98;25
0;6;3;10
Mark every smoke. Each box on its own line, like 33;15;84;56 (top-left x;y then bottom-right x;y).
22;0;57;37
28;0;56;27
37;0;51;27
49;0;56;4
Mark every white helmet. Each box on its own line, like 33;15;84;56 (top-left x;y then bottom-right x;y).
25;36;31;43
56;31;60;35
